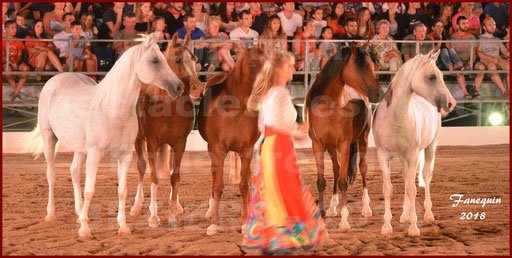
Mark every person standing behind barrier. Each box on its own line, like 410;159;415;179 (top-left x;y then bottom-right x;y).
243;50;328;255
401;23;434;61
474;17;510;98
371;19;402;80
25;20;64;81
449;16;478;99
3;20;30;102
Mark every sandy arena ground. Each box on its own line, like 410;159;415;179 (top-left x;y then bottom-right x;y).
2;145;509;255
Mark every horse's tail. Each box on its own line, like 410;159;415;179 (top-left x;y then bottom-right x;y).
347;141;358;185
22;125;44;160
417;149;426;188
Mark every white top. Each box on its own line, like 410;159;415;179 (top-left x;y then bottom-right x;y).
229;27;259;47
313;20;327;38
258;86;299;135
53;31;89;57
277;11;303;37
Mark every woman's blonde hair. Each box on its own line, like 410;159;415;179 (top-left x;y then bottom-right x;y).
136;2;152;23
247;50;295;111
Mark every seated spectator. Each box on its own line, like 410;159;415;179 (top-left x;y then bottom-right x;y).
396;2;430;40
474;17;510;98
80;12;98;41
340;18;363;47
43;2;67;37
292;19;321;71
67;21;97;76
450;16;478;99
190;2;209;33
382;2;406;15
25;19;64;80
356;7;375;39
326;2;346;39
150;16;171;52
235;2;250;14
229;10;259;55
318;26;337;67
205;16;234;71
135;2;155;33
3;2;11;38
401;23;434;61
311;7;327;39
261;2;279;17
379;2;401;38
123;2;136;13
371;19;402;80
217;2;238;33
452;2;481;37
439;3;455;36
177;13;210;70
277;2;303;39
162;2;186;36
113;11;141;57
14;13;29;39
31;3;54;20
14;2;33;21
249;2;268;35
363;2;384;21
430;18;464;72
98;2;125;47
483;2;509;37
260;14;288;52
344;2;362;18
152;2;168;18
2;20;30;102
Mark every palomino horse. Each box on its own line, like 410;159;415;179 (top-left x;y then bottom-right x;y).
130;33;203;227
24;35;184;237
372;49;456;236
304;44;381;231
197;45;267;235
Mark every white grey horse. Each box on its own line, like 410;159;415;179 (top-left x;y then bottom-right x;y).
372;49;456;236
24;35;184;237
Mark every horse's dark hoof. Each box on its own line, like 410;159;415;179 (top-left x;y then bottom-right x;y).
320;209;326;218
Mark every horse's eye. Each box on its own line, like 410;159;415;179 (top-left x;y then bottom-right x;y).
152;57;159;64
427;74;436;81
175;57;182;64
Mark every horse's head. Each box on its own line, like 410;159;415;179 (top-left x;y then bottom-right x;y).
136;34;185;97
342;43;382;102
164;33;203;99
408;49;456;116
237;45;268;81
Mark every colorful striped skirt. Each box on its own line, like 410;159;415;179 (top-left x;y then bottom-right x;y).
242;126;328;252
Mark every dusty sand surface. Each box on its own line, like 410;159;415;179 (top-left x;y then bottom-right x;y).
2;145;509;255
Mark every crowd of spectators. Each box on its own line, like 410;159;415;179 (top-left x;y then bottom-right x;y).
2;2;510;102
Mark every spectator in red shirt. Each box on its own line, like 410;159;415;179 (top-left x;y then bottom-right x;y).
2;20;30;102
293;19;321;71
25;20;65;79
452;2;481;37
326;2;346;39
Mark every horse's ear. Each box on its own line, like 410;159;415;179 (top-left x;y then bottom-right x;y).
144;34;155;48
171;32;179;47
429;49;441;61
184;32;191;47
350;41;357;54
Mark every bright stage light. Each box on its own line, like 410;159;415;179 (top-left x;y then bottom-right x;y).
488;113;503;126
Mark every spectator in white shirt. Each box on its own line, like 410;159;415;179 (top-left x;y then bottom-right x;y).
311;7;326;38
229;10;258;55
53;12;89;62
277;2;303;39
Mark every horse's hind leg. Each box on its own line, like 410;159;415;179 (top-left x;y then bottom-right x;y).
422;143;437;223
336;141;351;231
207;145;227;235
326;148;339;217
42;127;58;222
130;136;146;216
169;140;186;227
70;152;86;221
377;149;393;234
78;149;102;237
239;147;253;232
312;140;327;217
358;131;372;217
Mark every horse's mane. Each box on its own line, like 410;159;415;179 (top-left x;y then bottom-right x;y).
386;53;428;93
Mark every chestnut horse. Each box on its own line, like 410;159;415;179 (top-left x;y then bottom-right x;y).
197;45;267;235
304;44;381;231
129;33;203;227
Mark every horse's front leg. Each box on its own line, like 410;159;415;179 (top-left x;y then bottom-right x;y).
327;148;340;217
239;147;253;233
206;146;227;235
336;141;351;231
146;141;161;228
358;131;372;217
78;149;102;237
169;140;186;227
117;152;133;235
377;149;393;234
312;140;327;216
422;143;437;223
404;151;420;236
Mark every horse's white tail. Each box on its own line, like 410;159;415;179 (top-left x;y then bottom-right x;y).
22;125;54;160
417;149;425;188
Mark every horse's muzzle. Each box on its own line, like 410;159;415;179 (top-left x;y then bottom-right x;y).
165;78;185;97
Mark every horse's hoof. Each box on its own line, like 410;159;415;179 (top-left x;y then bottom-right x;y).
78;227;92;238
45;213;56;222
381;225;393;235
407;225;420;237
362;207;373;217
148;216;161;228
206;224;219;235
424;212;435;223
338;221;350;231
326;207;337;217
399;214;409;224
130;206;142;217
118;226;132;236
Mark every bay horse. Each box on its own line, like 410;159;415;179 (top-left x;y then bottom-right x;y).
129;33;203;228
197;45;267;235
304;43;381;231
23;35;184;237
372;50;456;236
